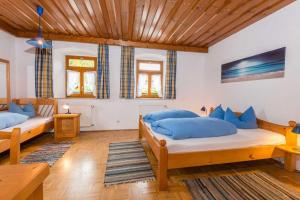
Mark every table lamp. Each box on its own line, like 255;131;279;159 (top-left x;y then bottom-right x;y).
62;104;71;114
292;123;300;151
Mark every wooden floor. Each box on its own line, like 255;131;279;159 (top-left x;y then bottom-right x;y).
1;130;300;200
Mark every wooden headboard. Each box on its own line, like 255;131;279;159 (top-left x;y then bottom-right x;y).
12;98;58;117
209;107;297;146
0;98;9;111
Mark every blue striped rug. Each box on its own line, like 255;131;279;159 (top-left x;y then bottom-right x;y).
104;141;155;186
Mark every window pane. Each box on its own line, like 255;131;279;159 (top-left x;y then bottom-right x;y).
139;62;161;71
67;70;80;96
137;74;148;97
84;72;96;96
151;74;162;97
68;58;95;68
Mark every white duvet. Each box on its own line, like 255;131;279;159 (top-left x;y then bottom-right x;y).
145;122;285;153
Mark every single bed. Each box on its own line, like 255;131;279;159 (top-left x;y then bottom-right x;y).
0;98;57;164
139;114;297;191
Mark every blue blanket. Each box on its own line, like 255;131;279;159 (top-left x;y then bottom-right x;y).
143;109;199;123
151;117;237;140
0;112;29;130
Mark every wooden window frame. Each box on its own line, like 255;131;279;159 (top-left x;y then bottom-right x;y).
65;55;97;98
136;60;163;99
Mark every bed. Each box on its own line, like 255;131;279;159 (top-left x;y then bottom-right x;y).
139;113;298;191
0;98;58;164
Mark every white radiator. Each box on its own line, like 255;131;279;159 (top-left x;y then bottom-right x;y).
69;104;95;128
138;105;168;115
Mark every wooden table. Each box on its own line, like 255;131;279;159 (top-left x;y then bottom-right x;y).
0;163;49;200
276;145;300;172
54;114;80;140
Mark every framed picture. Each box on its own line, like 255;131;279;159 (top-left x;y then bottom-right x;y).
221;47;286;83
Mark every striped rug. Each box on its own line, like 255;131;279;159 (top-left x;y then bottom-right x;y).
21;141;73;167
104;141;155;186
184;171;300;200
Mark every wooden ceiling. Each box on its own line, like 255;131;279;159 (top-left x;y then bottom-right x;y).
0;0;295;52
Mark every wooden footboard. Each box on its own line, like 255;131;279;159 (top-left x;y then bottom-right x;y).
139;115;168;190
0;98;58;164
0;128;21;164
139;114;296;191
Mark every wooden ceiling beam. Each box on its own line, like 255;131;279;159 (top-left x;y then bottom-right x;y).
206;0;295;46
0;20;18;35
167;0;217;44
128;0;136;40
177;0;244;45
12;30;208;53
54;0;88;35
191;0;268;46
198;0;292;46
150;0;183;42
140;0;160;41
148;0;176;42
88;0;110;38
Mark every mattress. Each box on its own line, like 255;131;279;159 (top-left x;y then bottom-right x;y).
1;116;53;133
145;122;286;153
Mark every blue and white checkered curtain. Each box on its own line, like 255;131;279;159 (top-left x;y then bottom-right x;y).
97;44;110;99
165;50;177;99
35;41;53;98
120;46;135;99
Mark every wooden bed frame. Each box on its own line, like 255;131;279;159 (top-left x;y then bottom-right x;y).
139;114;297;191
0;98;58;164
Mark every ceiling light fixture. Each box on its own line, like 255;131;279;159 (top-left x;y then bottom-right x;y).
26;6;52;49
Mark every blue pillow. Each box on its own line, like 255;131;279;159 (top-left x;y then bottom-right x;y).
209;105;225;119
9;102;24;114
143;109;199;123
9;102;36;118
0;112;29;130
224;107;258;129
23;103;36;118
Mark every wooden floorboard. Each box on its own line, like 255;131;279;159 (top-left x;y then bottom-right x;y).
0;130;300;200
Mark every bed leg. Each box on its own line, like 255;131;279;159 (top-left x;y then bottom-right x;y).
284;153;296;172
139;114;143;139
158;140;168;191
10;128;21;164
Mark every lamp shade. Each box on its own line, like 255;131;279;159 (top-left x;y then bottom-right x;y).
62;104;70;110
292;124;300;134
26;37;52;49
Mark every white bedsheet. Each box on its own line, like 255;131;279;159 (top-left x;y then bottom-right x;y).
1;116;53;133
145;122;286;153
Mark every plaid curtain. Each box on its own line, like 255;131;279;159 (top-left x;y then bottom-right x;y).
35;41;53;98
120;46;135;99
97;44;110;99
165;50;177;99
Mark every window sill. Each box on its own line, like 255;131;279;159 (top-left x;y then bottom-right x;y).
136;97;163;100
66;96;96;99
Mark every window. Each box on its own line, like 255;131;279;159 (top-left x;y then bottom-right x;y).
66;55;97;98
136;60;163;98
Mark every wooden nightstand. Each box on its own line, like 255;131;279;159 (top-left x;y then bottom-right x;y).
54;114;80;140
276;145;300;172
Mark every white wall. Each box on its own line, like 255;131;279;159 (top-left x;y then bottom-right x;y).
0;30;16;97
13;39;206;130
204;1;300;126
204;1;300;168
